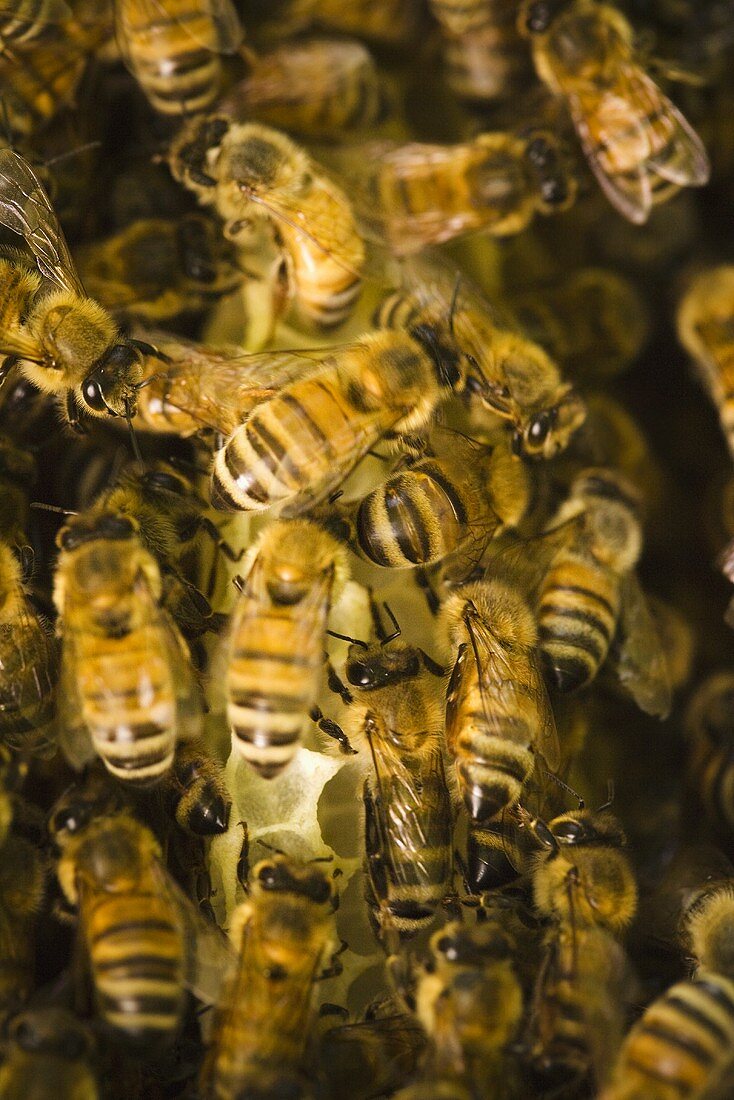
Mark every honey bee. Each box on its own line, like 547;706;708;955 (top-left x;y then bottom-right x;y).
201;855;336;1100
318;1011;427;1100
225;519;348;778
430;0;531;103
374;275;586;460
347;428;530;571
412;920;523;1097
492;467;671;711
114;0;243;116
518;0;710;223
599;971;734;1100
440;578;560;822
677;266;734;460
0;34;88;136
221;38;387;141
168;117;365;329
0;1008;97;1100
133;331;312;441
75;216;242;325
682;879;734;978
0;541;57;757
686;672;734;843
0;832;46;1024
50;783;229;1048
270;0;420;47
506;267;649;380
332;634;452;941
346;129;576;255
0;0;71;53
53;511;202;785
209;325;466;514
0;148;146;423
163;740;231;836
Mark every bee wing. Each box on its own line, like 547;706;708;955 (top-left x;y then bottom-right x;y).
484;517;585;605
56;628;96;770
0;0;71;24
152;858;236;1005
0;148;85;295
115;0;243;62
365;713;451;895
611;572;671;718
467;611;560;772
141;578;204;740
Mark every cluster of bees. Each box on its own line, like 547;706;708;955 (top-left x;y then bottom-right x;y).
3;0;734;1098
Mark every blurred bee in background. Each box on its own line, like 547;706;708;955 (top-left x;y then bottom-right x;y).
439;578;560;822
201;855;337;1100
50;779;228;1049
374;274;587;460
677;265;734;461
329;620;452;942
686;672;734;845
168;117;365;330
133;331;312;441
518;0;710;222
0;1008;97;1100
505;267;649;381
491;467;670;712
114;0;244;116
257;0;421;47
0;148;148;423
53;511;202;784
317;1009;427;1100
75;215;243;325
428;0;532;104
600;969;734;1100
344;129;576;254
345;428;530;571
0;1;71;53
0;31;90;137
225;518;349;778
0;825;46;1025
221;38;388;141
209;324;467;515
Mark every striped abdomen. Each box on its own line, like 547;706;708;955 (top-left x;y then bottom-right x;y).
280;178;364;328
0;0;60;48
538;554;620;692
443;15;531;102
446;644;535;821
211;370;392;513
690;741;734;838
0;617;56;757
603;973;734;1100
356;459;479;568
84;887;185;1046
0;39;86;134
76;622;178;783
119;1;223;115
227;598;326;777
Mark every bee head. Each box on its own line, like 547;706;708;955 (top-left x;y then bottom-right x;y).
254;856;331;905
520;0;568;35
57;512;136;552
346;642;421;690
516;386;586;459
430;922;512;967
550;810;626;850
82;343;142;417
177;216;218;284
523;133;575;210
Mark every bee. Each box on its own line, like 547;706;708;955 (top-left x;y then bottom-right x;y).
0;541;57;757
271;0;420;47
518;0;710;223
677;265;734;461
374;276;586;460
201;855;337;1100
440;578;560;822
0;148;147;423
686;672;734;843
221;38;387;141
333;633;452;941
225;519;349;778
163;740;231;836
50;783;229;1049
318;1011;427;1100
346;129;575;255
506;267;649;381
600;971;734;1100
429;0;531;103
412;921;523;1097
0;34;89;136
209;325;466;515
168;117;365;329
347;428;530;571
75;216;242;325
0;0;71;53
0;1009;97;1100
114;0;244;116
493;467;671;711
53;511;202;785
0;832;46;1024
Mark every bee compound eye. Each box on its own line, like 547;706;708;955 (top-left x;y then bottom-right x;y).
81;377;108;413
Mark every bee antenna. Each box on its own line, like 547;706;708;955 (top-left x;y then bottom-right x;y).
543;769;585;809
380;602;401;646
30;503;78;516
448;273;463;337
326;628;368;649
597;779;615;813
125;399;144;467
44;141;102;170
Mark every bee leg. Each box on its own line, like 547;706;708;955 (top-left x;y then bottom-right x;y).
326;660;353;705
65;392;88;435
318;938;349;980
310;706;357;755
319;1002;349;1023
18;543;34;582
415;568;440;615
236;821;250;890
419;648;447;678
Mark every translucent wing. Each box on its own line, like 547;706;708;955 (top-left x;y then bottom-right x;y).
484;517;586;607
612;572;671;718
115;0;242;63
467;610;560;772
0;148;84;294
365;711;451;897
56;628;96;770
0;605;57;755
